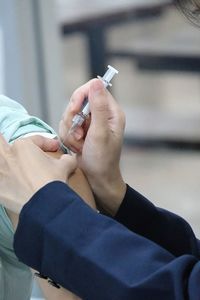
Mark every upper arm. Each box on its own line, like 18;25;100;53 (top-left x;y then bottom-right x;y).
48;150;96;210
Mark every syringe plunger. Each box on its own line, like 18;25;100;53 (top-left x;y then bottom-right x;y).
99;65;119;86
70;65;118;133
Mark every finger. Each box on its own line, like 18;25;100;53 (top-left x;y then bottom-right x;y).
59;154;77;179
69;79;92;108
60;119;84;141
61;126;84;153
88;79;110;128
23;135;60;152
62;80;92;125
89;79;125;134
11;138;48;158
59;80;93;138
59;105;85;146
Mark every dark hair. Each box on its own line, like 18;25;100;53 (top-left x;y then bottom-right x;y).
175;0;200;25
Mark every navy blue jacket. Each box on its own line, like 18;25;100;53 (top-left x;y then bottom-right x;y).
14;182;200;299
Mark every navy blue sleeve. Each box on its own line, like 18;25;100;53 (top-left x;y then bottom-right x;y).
14;181;200;300
115;185;200;257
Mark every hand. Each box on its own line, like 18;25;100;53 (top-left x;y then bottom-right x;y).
59;79;126;215
25;134;60;152
0;135;77;214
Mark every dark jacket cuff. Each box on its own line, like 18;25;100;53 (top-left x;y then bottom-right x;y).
115;185;199;257
13;181;81;272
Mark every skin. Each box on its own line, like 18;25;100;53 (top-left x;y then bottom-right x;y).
0;79;127;216
59;79;127;216
7;149;96;300
0;4;199;298
6;150;96;226
0;79;127;298
0;136;77;214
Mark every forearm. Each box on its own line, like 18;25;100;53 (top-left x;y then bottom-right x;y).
14;182;200;300
6;210;81;300
7;156;95;300
115;185;200;257
89;169;126;216
32;271;81;300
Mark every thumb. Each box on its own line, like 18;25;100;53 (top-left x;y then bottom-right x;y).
88;79;109;128
25;135;60;152
59;154;77;179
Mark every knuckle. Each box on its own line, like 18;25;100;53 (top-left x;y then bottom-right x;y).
70;88;83;105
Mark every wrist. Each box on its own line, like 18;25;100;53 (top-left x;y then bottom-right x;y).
89;171;126;216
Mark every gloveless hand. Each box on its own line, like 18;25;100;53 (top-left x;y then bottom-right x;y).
0;135;77;214
59;79;126;215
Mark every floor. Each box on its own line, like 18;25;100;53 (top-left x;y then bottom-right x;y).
61;6;200;238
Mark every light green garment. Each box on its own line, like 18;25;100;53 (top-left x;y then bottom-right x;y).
0;95;57;300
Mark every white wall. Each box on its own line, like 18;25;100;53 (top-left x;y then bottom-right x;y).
0;0;65;130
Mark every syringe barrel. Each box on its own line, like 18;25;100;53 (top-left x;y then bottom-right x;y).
70;65;118;132
72;113;85;126
82;101;90;116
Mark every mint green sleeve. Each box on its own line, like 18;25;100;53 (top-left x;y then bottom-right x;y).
0;95;58;300
0;207;33;300
0;95;57;142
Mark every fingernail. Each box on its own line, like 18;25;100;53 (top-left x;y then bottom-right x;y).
73;130;82;141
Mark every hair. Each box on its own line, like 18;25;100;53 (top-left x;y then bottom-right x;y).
175;0;200;25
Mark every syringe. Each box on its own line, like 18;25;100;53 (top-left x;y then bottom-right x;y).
69;65;119;133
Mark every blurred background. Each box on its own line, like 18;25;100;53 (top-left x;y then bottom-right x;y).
1;0;200;288
1;0;200;235
1;0;200;298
